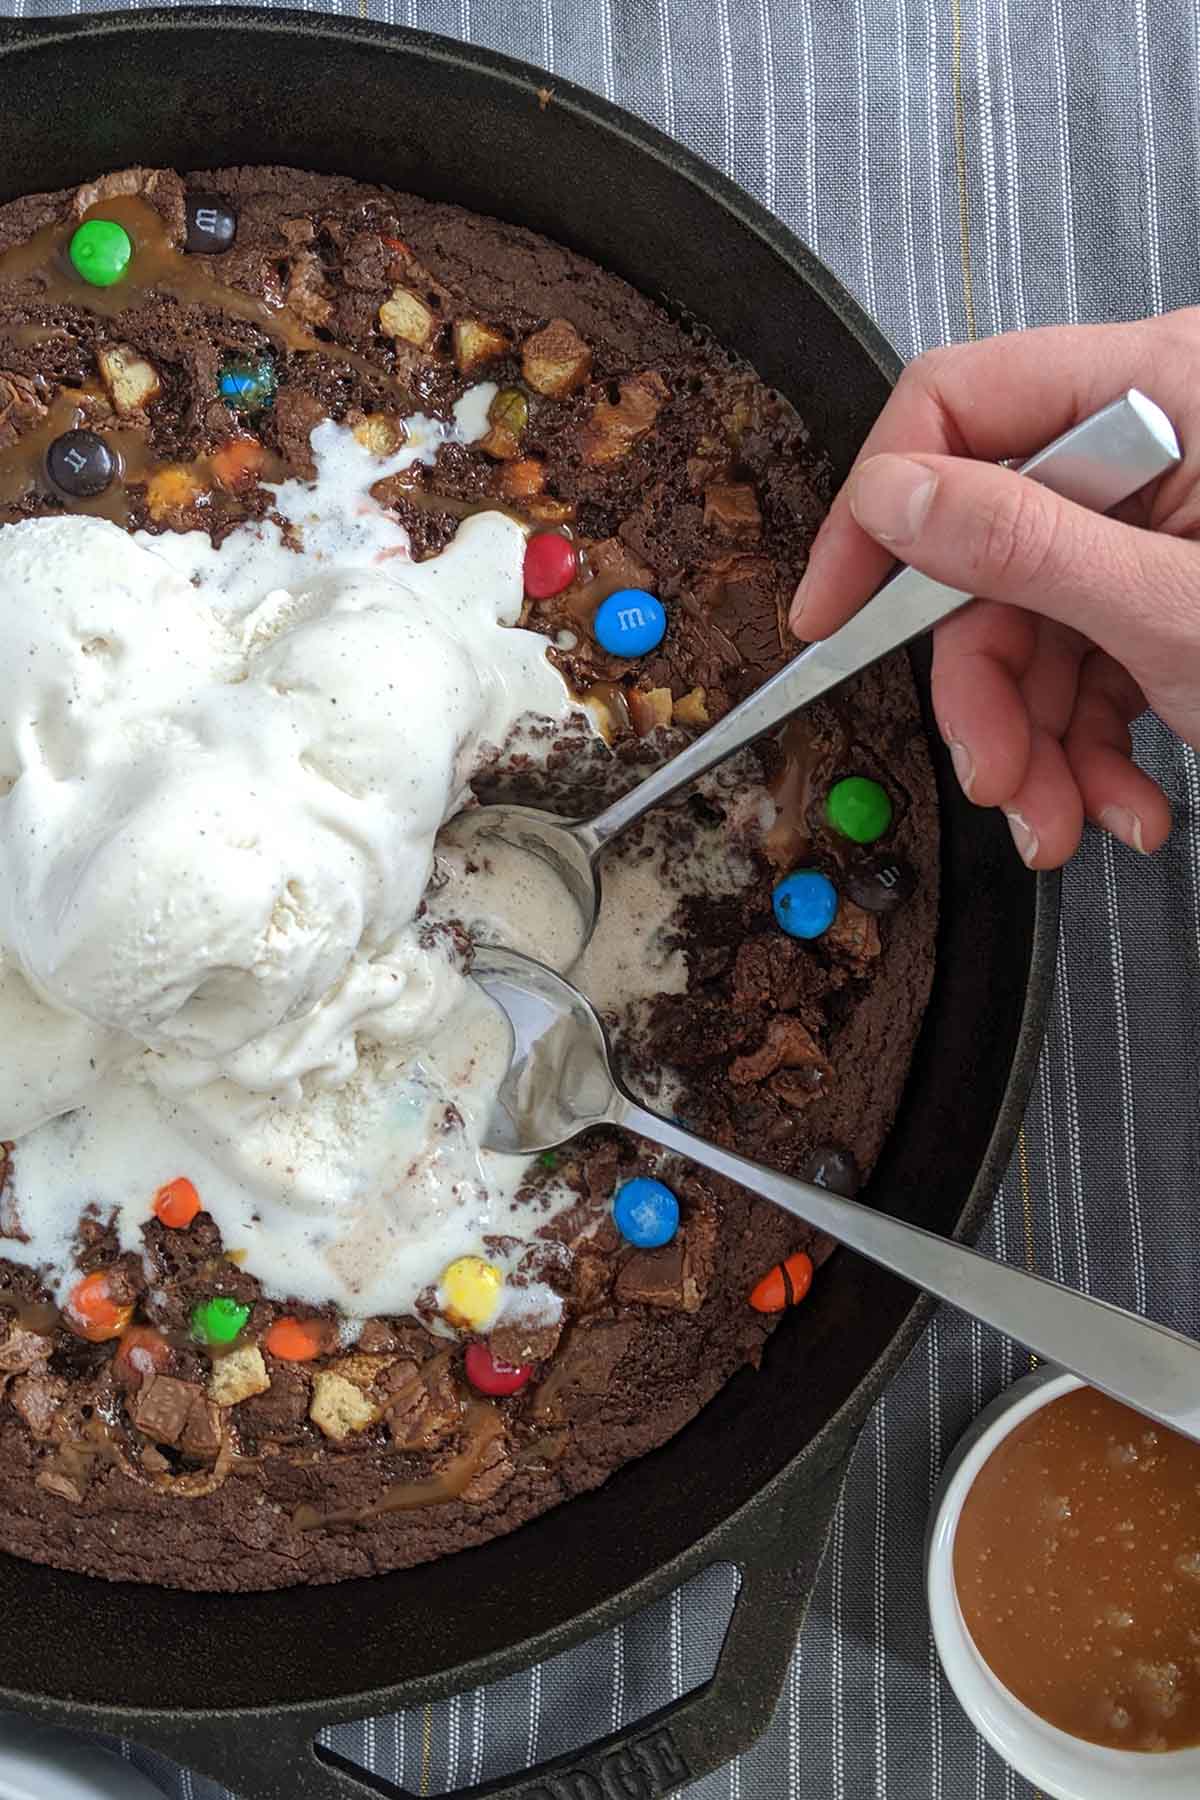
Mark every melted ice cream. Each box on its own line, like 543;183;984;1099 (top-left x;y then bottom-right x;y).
0;401;765;1321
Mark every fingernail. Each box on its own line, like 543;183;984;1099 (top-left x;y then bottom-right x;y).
789;577;809;635
1006;810;1039;867
849;455;938;547
948;739;975;799
1098;804;1146;854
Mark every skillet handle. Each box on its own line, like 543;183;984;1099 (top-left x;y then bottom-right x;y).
114;1451;848;1799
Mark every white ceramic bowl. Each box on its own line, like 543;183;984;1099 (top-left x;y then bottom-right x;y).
926;1366;1200;1799
0;1714;165;1800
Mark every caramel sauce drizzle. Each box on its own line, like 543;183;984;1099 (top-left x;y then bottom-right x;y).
559;569;627;635
0;386;161;523
0;196;412;507
528;1356;573;1425
765;718;819;871
293;1401;503;1530
0;380;287;525
0;196;319;351
582;679;632;740
0;1296;60;1334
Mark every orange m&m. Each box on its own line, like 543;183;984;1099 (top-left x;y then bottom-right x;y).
152;1177;201;1230
264;1316;325;1362
749;1251;814;1314
66;1271;134;1343
209;434;266;492
112;1325;171;1389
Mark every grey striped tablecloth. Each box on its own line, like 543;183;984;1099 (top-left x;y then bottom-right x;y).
4;1;1200;1795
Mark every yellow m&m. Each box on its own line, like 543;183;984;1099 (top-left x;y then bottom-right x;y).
441;1256;504;1330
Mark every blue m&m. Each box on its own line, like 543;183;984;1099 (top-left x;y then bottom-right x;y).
218;355;277;414
772;870;838;940
614;1177;679;1248
593;588;666;657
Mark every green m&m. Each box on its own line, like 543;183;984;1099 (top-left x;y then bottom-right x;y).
68;219;133;288
191;1296;250;1347
826;776;893;845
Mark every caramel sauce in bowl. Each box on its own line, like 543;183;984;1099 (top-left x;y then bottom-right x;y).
927;1369;1200;1798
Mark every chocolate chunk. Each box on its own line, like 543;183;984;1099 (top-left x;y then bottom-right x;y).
285;248;335;328
0;1326;51;1374
237;1362;313;1447
824;900;881;971
845;853;916;915
132;1374;202;1447
542;1320;635;1402
703;482;762;541
355;1317;400;1356
0;372;47;451
461;1432;514;1505
681;1209;719;1313
728;1014;830;1089
36;1467;86;1504
581;371;669;466
269;387;327;479
572;1246;615;1312
180;1395;224;1460
488;1317;562;1367
8;1371;67;1440
385;1358;461;1451
615;1243;686;1309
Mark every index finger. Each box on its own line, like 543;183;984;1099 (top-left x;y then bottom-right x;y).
789;310;1200;642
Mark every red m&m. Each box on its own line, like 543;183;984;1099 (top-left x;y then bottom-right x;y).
465;1341;533;1397
524;531;577;599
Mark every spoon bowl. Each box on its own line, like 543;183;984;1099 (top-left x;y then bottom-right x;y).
472;942;1200;1446
473;943;616;1151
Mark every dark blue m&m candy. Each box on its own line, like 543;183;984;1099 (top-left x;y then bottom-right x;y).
593;588;666;657
772;870;838;940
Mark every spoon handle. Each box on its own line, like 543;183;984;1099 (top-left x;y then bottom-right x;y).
586;389;1180;852
616;1095;1200;1443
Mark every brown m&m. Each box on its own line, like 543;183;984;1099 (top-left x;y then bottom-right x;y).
45;429;116;499
799;1145;861;1197
844;853;914;915
185;195;237;255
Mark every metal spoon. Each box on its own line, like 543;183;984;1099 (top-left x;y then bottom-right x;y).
468;389;1179;945
474;944;1200;1444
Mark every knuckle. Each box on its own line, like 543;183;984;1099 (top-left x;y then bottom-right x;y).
969;482;1056;592
904;346;962;409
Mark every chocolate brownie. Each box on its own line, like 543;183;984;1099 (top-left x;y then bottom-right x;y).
0;166;937;1590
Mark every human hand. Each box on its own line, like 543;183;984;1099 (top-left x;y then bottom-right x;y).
789;312;1200;868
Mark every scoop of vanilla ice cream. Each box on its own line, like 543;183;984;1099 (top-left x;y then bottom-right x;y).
0;951;132;1138
0;504;573;1133
0;515;227;787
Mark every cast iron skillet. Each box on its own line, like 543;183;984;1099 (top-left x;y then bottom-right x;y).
0;13;1058;1798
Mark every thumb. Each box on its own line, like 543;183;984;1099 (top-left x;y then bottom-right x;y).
847;451;1194;661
